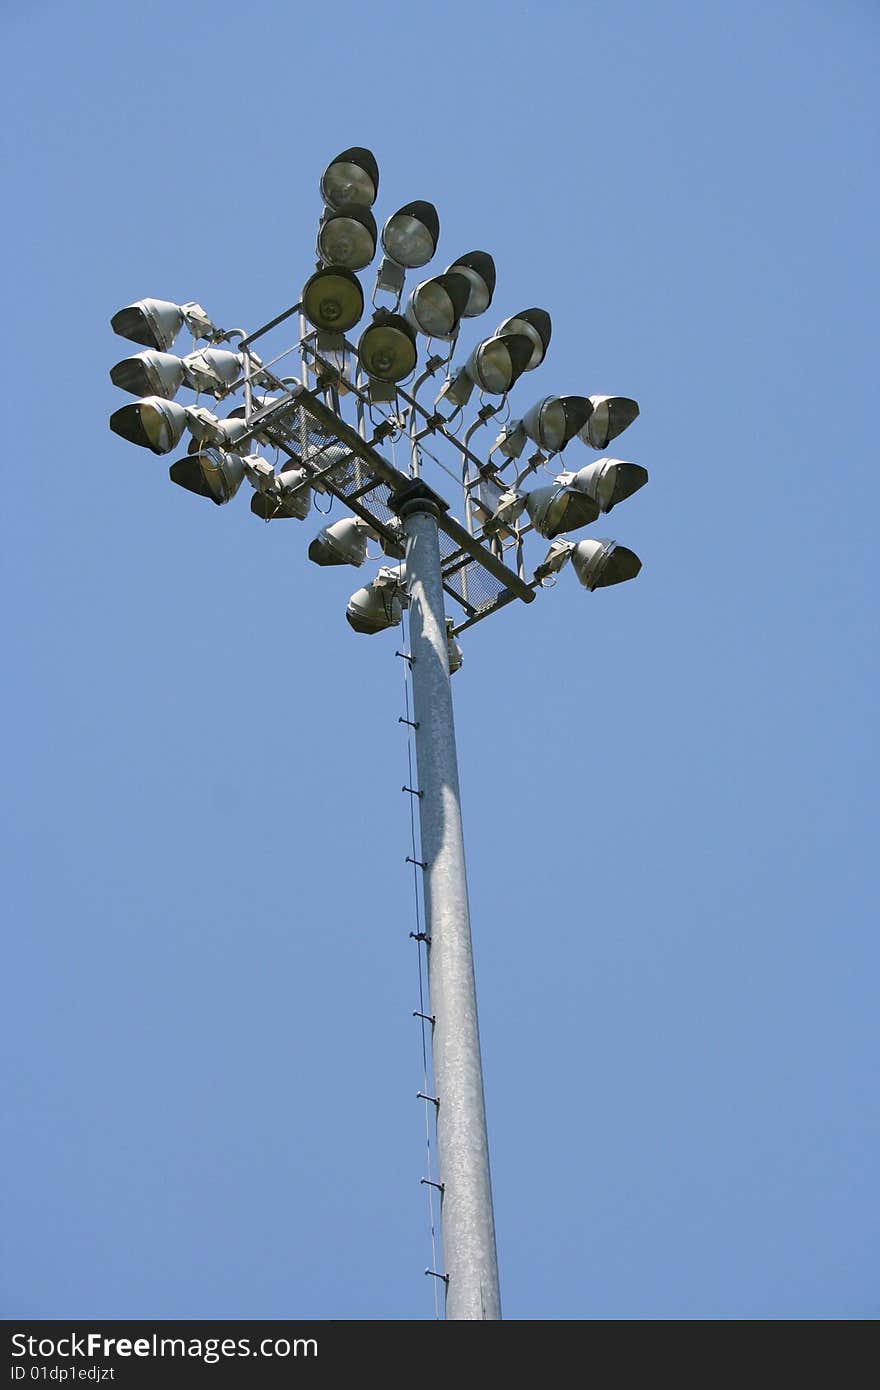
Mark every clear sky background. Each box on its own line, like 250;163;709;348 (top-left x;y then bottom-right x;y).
3;0;877;1321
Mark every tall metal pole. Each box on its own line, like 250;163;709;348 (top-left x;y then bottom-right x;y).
398;488;502;1321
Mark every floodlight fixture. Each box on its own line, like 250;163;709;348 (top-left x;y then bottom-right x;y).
250;463;312;520
493;308;551;371
405;272;471;340
521;395;593;453
308;517;371;567
357;310;418;383
182;348;248;396
108;396;189;454
185;406;249;451
320;146;379;210
275;466;313;517
562;457;649;513
168;448;245;505
443;252;496;317
317;203;378;271
571;537;642;590
524;481;600;539
109;350;186;400
346;564;407;634
579;395;639;450
381;201;440;269
110;299;216;352
302;266;364;333
465;332;533;395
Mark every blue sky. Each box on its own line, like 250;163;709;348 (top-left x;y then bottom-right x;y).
3;0;877;1320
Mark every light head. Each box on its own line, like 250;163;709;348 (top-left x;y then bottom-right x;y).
571;538;642;590
579;395;639;450
168;448;245;505
524;482;600;539
308;517;371;567
109;350;185;400
109;396;189;454
182;348;245;396
357;310;418;383
381;201;440;269
346;565;407;635
443;251;496;317
316;203;377;271
521;395;593;453
250;464;312;520
566;457;649;513
320;147;379;210
110;299;215;352
405;272;470;340
493;308;551;371
185;406;249;451
302;266;364;333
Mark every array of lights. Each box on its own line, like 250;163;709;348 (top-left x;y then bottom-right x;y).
107;146;648;654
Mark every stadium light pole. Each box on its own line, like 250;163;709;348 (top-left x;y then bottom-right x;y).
107;144;647;1321
395;480;500;1319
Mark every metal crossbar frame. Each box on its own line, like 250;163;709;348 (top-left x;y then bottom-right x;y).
236;381;536;635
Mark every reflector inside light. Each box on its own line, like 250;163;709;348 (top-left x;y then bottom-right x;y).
444;251;496;317
494;308;551;371
358;312;418;382
302;266;364;333
109;397;189;454
381;201;440;268
320;147;379;210
317;204;377;271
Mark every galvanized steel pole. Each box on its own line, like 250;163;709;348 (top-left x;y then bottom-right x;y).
399;492;501;1321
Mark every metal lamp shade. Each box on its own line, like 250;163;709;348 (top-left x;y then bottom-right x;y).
465;333;533;394
571;538;642;590
579;396;640;450
110;298;185;351
494;308;551;371
570;457;648;512
110;350;186;400
308;518;369;568
320;146;379;210
302;266;364;333
169;449;245;505
405;272;470;339
522;395;593;453
444;251;496;317
346;582;403;634
184;407;249;451
358;312;418;383
317;204;377;271
274;467;312;518
109;396;189;454
525;483;600;539
182;349;244;395
381;201;440;268
251;466;312;521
